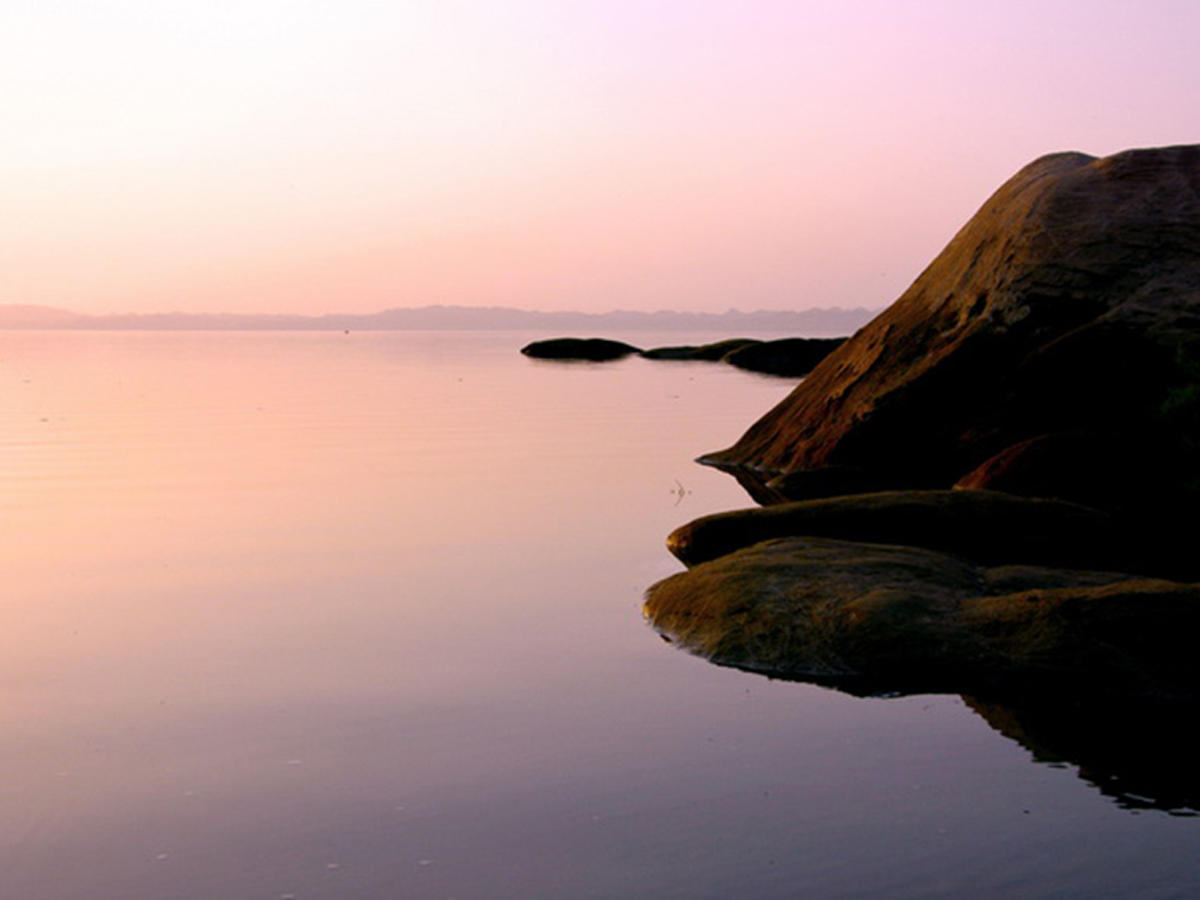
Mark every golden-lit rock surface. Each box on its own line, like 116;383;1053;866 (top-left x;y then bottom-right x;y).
703;145;1200;504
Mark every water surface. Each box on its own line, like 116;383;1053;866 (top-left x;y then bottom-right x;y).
2;331;1197;898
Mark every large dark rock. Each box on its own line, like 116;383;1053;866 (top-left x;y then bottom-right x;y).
520;337;641;360
721;337;845;377
665;488;1172;574
645;535;1200;700
640;338;761;360
702;145;1200;505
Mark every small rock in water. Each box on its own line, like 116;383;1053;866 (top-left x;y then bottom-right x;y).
520;337;641;361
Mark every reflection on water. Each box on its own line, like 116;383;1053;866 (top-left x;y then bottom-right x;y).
2;331;1200;898
965;694;1200;815
651;590;1200;816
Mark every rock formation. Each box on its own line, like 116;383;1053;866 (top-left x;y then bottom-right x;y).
647;145;1200;729
522;335;848;376
701;144;1200;510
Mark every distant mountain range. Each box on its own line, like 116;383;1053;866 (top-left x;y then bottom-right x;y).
0;304;878;336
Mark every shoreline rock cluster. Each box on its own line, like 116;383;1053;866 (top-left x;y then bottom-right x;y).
520;336;845;377
645;145;1200;711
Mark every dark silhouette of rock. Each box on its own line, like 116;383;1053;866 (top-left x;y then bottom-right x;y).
702;144;1200;505
524;334;850;373
645;535;1200;700
721;337;845;377
520;337;642;360
665;488;1167;574
640;338;761;360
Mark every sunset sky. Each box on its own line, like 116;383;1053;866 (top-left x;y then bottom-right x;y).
5;0;1198;315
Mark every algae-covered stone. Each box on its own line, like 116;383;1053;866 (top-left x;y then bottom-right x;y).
645;535;1200;699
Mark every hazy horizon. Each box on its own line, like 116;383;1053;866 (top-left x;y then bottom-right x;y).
0;299;879;317
0;301;878;338
7;2;1199;317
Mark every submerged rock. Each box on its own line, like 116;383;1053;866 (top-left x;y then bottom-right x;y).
520;337;641;360
702;144;1200;505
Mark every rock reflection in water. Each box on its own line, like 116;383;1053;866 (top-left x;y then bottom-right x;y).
644;535;1200;815
965;694;1200;815
652;613;1200;814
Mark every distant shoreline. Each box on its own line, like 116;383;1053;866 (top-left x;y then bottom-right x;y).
0;304;877;336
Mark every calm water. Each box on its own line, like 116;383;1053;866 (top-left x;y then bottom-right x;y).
1;331;1197;899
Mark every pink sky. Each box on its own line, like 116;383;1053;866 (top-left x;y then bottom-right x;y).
5;0;1198;315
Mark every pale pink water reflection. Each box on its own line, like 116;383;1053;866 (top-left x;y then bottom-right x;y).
1;332;1197;899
